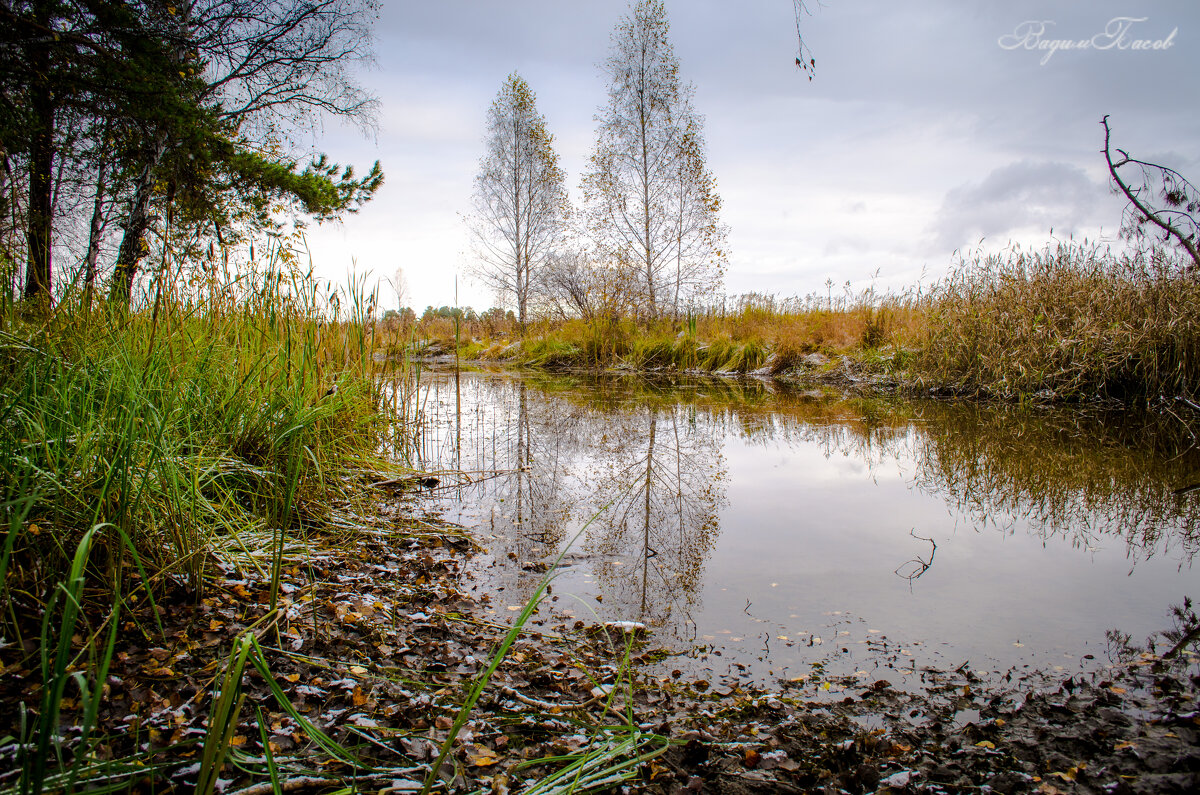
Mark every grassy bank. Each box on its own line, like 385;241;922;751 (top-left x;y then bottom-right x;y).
1;263;390;603
403;242;1200;403
0;257;416;791
408;290;920;377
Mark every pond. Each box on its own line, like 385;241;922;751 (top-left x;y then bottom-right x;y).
392;368;1200;690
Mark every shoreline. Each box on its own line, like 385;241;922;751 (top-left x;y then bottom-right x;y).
1;486;1197;793
402;351;1159;409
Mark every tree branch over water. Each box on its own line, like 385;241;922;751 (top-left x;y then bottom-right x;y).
1102;114;1200;270
793;0;819;79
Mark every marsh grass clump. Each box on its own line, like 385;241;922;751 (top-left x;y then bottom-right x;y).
523;335;585;367
627;334;672;369
691;336;767;373
859;304;889;350
918;242;1200;401
0;257;392;614
0;246;429;793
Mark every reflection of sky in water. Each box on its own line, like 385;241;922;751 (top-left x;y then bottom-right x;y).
711;437;1190;682
411;370;1200;686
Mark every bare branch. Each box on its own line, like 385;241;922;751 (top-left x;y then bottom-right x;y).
793;0;819;79
1102;114;1200;271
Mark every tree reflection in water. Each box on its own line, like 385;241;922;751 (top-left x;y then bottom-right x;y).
407;369;1200;657
413;376;584;589
408;372;724;634
587;404;723;632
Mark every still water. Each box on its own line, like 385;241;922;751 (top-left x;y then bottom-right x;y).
397;368;1200;687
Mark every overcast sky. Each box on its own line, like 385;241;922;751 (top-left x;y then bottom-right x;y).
300;0;1199;312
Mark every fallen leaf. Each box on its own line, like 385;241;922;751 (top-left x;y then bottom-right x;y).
467;746;501;767
1049;764;1085;782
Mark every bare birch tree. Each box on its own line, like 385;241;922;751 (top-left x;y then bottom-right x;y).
582;0;725;322
668;120;727;318
468;73;567;332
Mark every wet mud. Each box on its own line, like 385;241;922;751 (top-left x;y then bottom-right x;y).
3;510;1192;793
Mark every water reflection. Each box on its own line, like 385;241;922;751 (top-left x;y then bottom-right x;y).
409;373;724;634
485;381;573;557
414;378;580;585
404;369;1200;678
520;376;1200;564
587;405;723;629
911;403;1200;563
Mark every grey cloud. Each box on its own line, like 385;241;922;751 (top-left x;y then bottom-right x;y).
930;161;1109;252
305;1;1199;310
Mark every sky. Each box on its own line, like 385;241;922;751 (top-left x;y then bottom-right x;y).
299;0;1200;313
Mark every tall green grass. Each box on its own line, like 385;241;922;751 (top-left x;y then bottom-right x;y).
1;256;388;608
1;244;409;791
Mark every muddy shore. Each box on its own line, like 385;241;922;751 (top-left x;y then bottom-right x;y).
4;491;1195;794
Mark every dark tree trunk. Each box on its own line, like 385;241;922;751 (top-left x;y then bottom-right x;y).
23;0;54;305
110;132;167;307
83;152;108;310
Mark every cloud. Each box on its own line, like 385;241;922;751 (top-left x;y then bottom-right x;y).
300;1;1200;310
930;161;1109;252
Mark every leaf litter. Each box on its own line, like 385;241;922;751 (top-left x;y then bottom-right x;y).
0;497;1197;794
